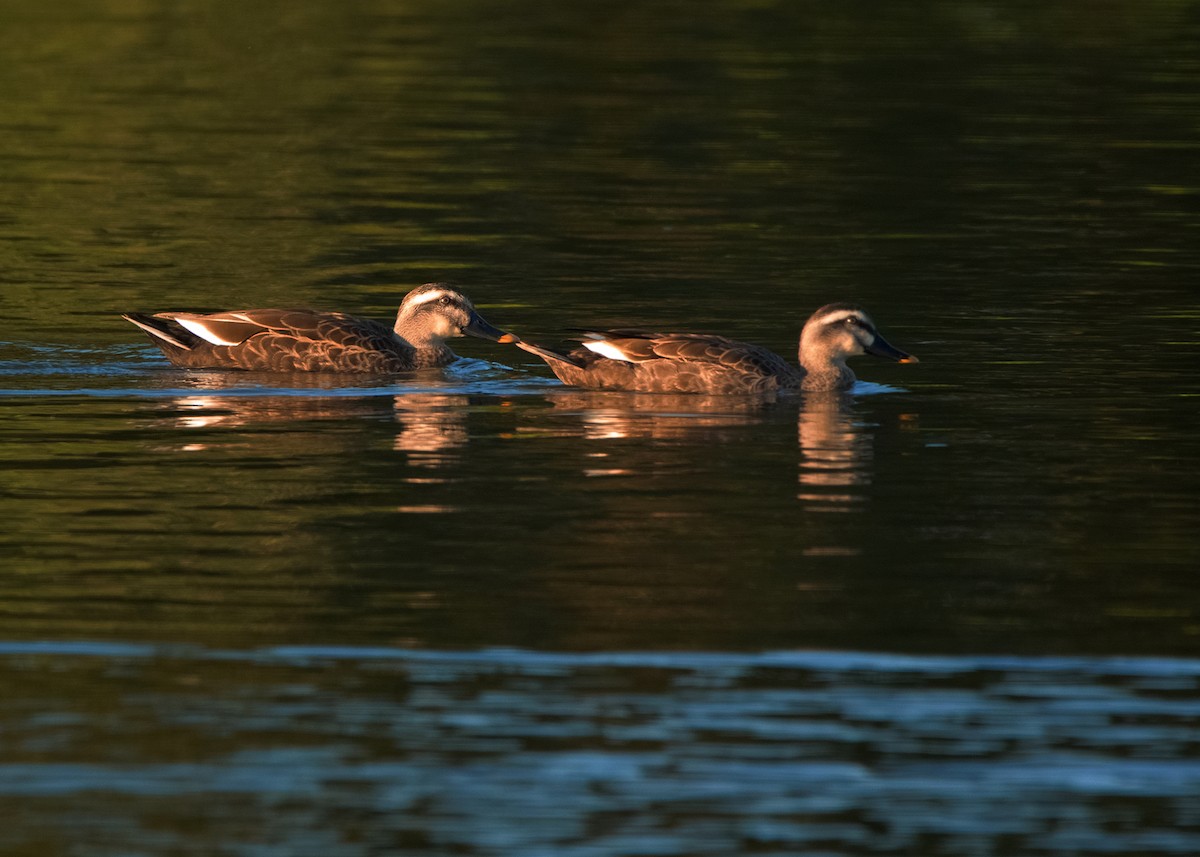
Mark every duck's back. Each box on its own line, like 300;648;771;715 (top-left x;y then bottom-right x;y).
128;309;429;372
551;330;803;394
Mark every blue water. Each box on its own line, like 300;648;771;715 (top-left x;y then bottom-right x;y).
3;642;1199;855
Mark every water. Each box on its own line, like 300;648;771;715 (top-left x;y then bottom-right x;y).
4;644;1200;856
2;1;1200;854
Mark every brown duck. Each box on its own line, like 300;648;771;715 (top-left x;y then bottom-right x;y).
123;283;515;372
514;302;918;394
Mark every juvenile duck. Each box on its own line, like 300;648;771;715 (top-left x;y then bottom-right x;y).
514;302;917;394
123;283;515;372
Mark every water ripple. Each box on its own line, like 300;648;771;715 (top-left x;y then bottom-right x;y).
2;642;1199;854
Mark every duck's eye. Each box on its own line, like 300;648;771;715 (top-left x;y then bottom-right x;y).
844;317;858;327
438;296;454;307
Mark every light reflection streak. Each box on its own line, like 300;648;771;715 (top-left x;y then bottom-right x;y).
159;392;472;469
547;391;768;441
392;394;468;467
161;389;891;528
797;393;872;514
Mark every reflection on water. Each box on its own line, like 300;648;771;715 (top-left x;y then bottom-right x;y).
169;393;392;431
546;391;772;442
392;393;469;467
797;393;872;513
158;391;473;468
542;391;888;521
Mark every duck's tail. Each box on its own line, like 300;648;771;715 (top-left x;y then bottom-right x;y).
122;313;196;351
515;340;585;369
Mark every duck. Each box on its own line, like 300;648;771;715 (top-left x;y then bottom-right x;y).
513;302;917;394
123;283;516;372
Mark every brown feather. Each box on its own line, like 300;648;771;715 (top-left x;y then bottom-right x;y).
130;310;422;372
519;329;803;394
521;305;915;394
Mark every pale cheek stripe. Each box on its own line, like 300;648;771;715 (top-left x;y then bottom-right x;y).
584;340;636;362
175;317;243;346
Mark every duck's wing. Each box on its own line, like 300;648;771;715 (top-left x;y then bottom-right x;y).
155;309;398;350
562;328;711;362
161;310;282;346
576;329;794;376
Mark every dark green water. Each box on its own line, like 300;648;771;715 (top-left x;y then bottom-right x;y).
2;2;1200;854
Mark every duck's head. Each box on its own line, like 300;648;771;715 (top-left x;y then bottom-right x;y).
396;283;517;345
800;303;918;366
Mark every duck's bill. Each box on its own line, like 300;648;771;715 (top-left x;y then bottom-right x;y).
464;313;519;343
866;335;919;363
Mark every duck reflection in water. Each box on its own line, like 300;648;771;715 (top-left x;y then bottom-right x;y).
545;392;771;442
540;389;883;518
391;394;469;467
159;389;469;469
797;393;873;514
167;392;394;431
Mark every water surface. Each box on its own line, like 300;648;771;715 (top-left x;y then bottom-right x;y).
2;1;1199;854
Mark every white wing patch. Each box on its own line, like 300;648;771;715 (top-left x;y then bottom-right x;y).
584;340;638;362
175;317;248;346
